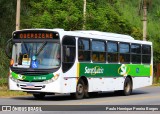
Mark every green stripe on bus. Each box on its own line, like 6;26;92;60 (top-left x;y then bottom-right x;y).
79;63;151;77
11;72;54;82
127;64;151;77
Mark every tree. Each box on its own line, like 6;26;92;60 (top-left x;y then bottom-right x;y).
0;0;16;41
21;0;83;30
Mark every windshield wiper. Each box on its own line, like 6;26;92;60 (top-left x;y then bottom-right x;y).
21;41;28;53
35;41;47;56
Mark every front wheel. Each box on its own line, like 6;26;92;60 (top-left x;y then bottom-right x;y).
33;93;46;99
71;79;85;99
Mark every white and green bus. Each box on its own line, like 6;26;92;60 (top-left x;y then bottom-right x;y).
6;29;153;99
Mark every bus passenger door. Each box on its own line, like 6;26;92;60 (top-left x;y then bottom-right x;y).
62;36;76;73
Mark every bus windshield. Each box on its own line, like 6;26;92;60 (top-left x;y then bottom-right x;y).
12;42;60;69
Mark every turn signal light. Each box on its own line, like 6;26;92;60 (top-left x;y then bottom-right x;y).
54;74;60;80
10;59;14;66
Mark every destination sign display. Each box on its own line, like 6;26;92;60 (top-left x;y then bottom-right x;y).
13;30;59;39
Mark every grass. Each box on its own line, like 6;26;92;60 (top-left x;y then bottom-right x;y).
0;78;7;86
0;86;29;98
153;83;160;86
153;77;160;86
0;78;30;97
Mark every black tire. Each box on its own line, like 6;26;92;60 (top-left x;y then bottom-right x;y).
71;79;85;99
84;84;89;98
123;77;132;96
33;93;46;99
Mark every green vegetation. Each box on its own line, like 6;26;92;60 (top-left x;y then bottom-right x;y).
0;78;7;86
0;86;28;97
153;77;160;86
0;0;160;90
0;48;9;80
0;79;29;97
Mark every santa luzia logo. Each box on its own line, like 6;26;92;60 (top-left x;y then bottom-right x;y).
85;66;104;75
118;64;130;76
17;74;26;80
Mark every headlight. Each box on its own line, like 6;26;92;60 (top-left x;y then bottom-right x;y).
43;73;60;83
10;77;19;83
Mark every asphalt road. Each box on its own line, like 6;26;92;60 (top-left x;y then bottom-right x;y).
0;86;160;114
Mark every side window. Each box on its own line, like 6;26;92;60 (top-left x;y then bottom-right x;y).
142;45;151;64
92;40;106;62
62;36;76;73
131;44;141;63
119;43;130;63
107;41;118;63
78;38;90;61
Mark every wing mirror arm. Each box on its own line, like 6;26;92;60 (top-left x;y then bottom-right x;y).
5;38;13;59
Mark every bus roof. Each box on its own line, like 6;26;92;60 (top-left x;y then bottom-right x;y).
15;28;152;45
74;30;134;40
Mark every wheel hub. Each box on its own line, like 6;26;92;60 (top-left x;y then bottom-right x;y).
125;83;130;92
77;83;83;94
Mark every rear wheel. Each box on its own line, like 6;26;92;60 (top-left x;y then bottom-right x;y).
114;77;132;96
122;77;132;96
33;93;46;99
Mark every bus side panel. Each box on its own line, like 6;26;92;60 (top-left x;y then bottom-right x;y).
60;63;126;93
61;78;77;93
61;63;77;93
106;77;124;91
87;77;124;92
132;77;152;89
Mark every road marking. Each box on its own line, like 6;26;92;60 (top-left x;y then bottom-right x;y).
64;95;160;105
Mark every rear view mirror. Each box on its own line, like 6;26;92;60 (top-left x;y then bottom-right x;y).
5;38;13;59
